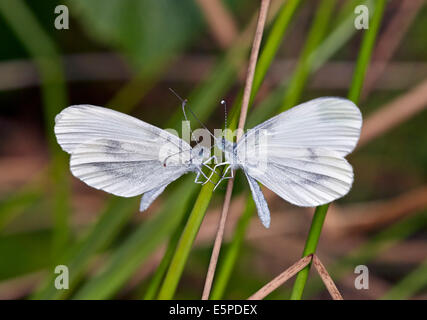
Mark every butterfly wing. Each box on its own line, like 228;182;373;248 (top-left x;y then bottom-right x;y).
244;172;270;228
55;105;192;197
139;185;167;211
237;97;362;207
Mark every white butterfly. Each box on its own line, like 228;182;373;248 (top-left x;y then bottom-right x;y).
210;97;362;228
54;105;216;211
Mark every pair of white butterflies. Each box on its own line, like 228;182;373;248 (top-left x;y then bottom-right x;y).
54;97;362;228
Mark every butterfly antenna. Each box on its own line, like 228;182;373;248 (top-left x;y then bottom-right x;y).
168;88;217;141
169;88;190;123
221;100;227;130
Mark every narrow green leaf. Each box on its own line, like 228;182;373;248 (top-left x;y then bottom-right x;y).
157;1;302;299
73;176;198;299
290;0;387;300
0;0;70;256
212;0;351;299
142;208;190;299
210;196;255;299
382;257;427;300
33;197;138;299
301;211;427;298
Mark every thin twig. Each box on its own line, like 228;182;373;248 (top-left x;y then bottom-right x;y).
201;0;271;300
247;254;343;300
201;178;235;299
237;0;271;139
247;255;313;300
312;255;343;300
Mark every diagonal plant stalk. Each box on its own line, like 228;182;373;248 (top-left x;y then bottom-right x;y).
156;0;302;300
139;3;286;300
248;255;313;300
146;0;298;301
158;0;272;300
290;0;387;300
142;211;189;299
311;254;343;300
299;211;427;299
381;256;427;300
227;0;302;131
282;0;337;109
34;47;237;300
156;177;219;299
35;1;288;300
0;0;70;257
39;1;287;301
202;0;271;300
211;0;356;299
247;254;343;300
210;193;255;299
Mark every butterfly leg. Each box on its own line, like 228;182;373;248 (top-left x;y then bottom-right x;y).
213;165;234;191
194;170;203;184
194;169;214;185
201;156;220;185
206;161;230;183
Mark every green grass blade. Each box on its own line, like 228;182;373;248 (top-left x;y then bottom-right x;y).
157;179;218;299
33;197;138;299
157;1;303;299
0;0;70;257
212;0;348;299
73;176;199;299
348;0;386;103
247;0;368;127
282;0;337;109
210;196;255;299
290;0;387;300
289;204;329;299
300;211;427;299
70;21;268;298
0;189;44;231
142;209;189;299
249;0;302;106
33;22;254;298
0;229;53;280
382;257;427;300
228;0;302;131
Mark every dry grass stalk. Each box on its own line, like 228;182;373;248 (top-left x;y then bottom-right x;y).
248;255;343;300
312;255;343;300
201;178;235;299
247;255;313;300
202;0;271;300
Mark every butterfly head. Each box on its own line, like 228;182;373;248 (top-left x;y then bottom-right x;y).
216;136;235;153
